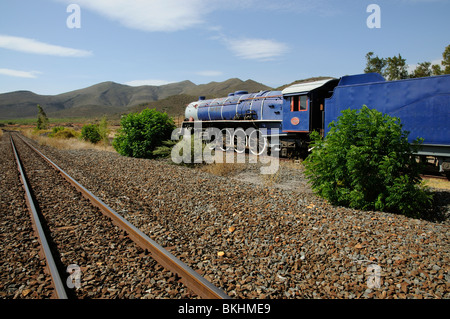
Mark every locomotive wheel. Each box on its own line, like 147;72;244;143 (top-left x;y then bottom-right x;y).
248;129;267;156
233;128;247;153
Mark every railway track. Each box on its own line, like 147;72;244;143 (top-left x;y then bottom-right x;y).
7;132;229;299
421;173;450;181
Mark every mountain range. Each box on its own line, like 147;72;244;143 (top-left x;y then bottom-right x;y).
0;76;333;120
0;78;273;120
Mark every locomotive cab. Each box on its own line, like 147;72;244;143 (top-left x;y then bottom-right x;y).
280;78;339;156
282;94;310;133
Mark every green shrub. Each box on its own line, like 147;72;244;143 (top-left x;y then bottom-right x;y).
112;108;176;158
52;128;79;139
81;124;101;144
304;105;432;218
152;140;177;158
52;126;65;133
48;126;64;137
48;126;79;139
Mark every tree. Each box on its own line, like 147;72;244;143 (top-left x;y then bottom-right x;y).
364;52;387;76
98;115;110;146
112;108;176;159
411;44;450;77
431;64;443;76
441;44;450;74
410;61;432;78
364;52;409;80
36;104;49;130
385;54;408;80
365;44;450;79
304;106;432;218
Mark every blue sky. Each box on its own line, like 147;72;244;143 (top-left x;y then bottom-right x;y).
0;0;449;95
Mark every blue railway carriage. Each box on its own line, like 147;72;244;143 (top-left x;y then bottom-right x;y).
325;73;450;172
182;73;450;171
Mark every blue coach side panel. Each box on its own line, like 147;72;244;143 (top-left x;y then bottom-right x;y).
324;73;450;147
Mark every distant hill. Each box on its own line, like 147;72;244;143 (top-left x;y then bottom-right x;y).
0;78;272;120
185;78;272;98
0;76;332;120
129;78;274;120
0;80;199;120
128;94;199;121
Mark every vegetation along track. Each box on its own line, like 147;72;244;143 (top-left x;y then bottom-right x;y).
2;132;228;299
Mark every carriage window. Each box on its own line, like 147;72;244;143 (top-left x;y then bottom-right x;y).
291;95;308;111
291;96;299;112
300;95;308;110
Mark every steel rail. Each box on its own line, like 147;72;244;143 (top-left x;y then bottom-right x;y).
10;135;68;299
15;134;230;299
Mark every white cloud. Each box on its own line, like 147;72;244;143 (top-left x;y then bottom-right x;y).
57;0;336;33
63;0;210;32
196;70;223;76
0;68;41;78
0;35;92;57
125;79;173;86
225;38;289;61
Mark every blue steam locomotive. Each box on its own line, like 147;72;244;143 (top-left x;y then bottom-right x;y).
182;73;450;172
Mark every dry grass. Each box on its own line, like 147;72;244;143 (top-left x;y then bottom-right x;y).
280;158;304;169
423;177;450;190
259;159;303;187
201;156;304;184
201;162;246;177
21;128;116;152
0;129;3;139
260;168;281;187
